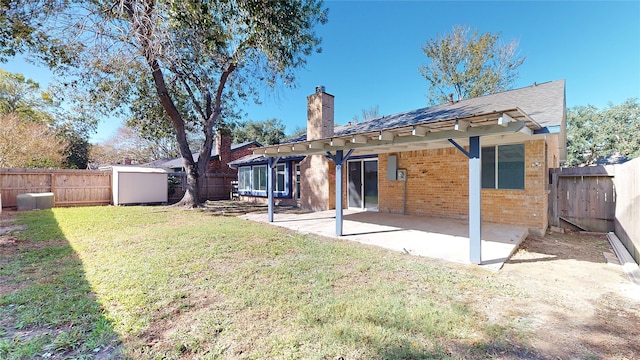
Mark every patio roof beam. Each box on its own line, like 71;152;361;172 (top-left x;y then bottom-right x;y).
519;126;533;136
379;131;394;141
455;120;469;131
292;143;308;151
351;135;368;144
257;119;529;158
448;138;471;158
412;126;429;136
498;112;514;126
309;141;326;149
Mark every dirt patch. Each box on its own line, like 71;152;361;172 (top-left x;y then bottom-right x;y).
0;211;22;242
483;231;640;359
201;200;310;216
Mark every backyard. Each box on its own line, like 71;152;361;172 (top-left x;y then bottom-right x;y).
0;206;638;359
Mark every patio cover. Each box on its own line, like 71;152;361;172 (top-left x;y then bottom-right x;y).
254;107;540;265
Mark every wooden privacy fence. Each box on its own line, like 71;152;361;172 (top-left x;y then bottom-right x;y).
549;166;616;232
549;159;640;265
612;157;640;264
168;173;236;204
0;168;112;208
1;169;236;208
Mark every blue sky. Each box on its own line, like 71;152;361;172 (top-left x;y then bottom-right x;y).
3;1;639;143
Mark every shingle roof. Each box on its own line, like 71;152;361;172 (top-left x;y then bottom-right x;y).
285;80;565;143
228;153;305;167
146;140;262;169
232;141;262;151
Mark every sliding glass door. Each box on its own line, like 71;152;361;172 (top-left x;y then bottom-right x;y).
347;159;378;211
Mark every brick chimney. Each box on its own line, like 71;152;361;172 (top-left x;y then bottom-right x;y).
216;129;231;169
307;86;334;141
300;86;336;212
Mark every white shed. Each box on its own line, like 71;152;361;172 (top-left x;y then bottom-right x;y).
112;166;169;206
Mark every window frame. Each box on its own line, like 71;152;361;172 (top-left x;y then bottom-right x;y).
238;167;251;191
481;143;525;190
236;162;292;198
252;165;267;191
295;162;301;200
275;163;286;193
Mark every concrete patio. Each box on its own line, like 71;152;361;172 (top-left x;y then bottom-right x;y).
242;209;529;271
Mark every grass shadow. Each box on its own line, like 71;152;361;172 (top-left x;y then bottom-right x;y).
0;210;122;359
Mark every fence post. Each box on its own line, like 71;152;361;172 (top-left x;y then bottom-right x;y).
50;173;56;207
550;168;559;227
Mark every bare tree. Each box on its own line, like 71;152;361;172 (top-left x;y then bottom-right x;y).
0;113;66;168
351;105;380;123
90;126;181;167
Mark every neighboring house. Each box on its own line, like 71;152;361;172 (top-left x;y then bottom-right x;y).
152;132;261;174
230;81;566;239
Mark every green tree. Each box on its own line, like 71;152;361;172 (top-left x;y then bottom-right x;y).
566;99;640;166
419;25;525;105
1;1;74;66
18;0;327;207
0;0;38;60
57;124;90;169
230;118;286;145
0;68;53;123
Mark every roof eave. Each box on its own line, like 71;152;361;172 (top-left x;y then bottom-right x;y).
255;108;537;157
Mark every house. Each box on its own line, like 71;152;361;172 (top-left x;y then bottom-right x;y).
230;81;566;263
154;132;261;174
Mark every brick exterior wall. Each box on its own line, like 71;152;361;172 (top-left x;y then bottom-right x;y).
239;137;552;235
377;139;549;235
237;195;298;206
297;88;336;211
299;154;333;211
206;137;259;174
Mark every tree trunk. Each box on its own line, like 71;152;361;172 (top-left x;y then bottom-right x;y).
129;1;202;208
148;60;200;208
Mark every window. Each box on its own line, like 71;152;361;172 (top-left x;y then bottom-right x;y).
237;163;291;197
238;167;251;191
252;165;267;191
295;163;301;200
275;164;286;192
482;144;525;190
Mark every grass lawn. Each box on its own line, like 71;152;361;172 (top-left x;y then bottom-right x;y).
0;206;532;359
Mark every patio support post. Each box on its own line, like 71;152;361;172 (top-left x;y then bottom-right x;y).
267;157;280;223
327;149;353;236
335;150;344;236
468;136;482;264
